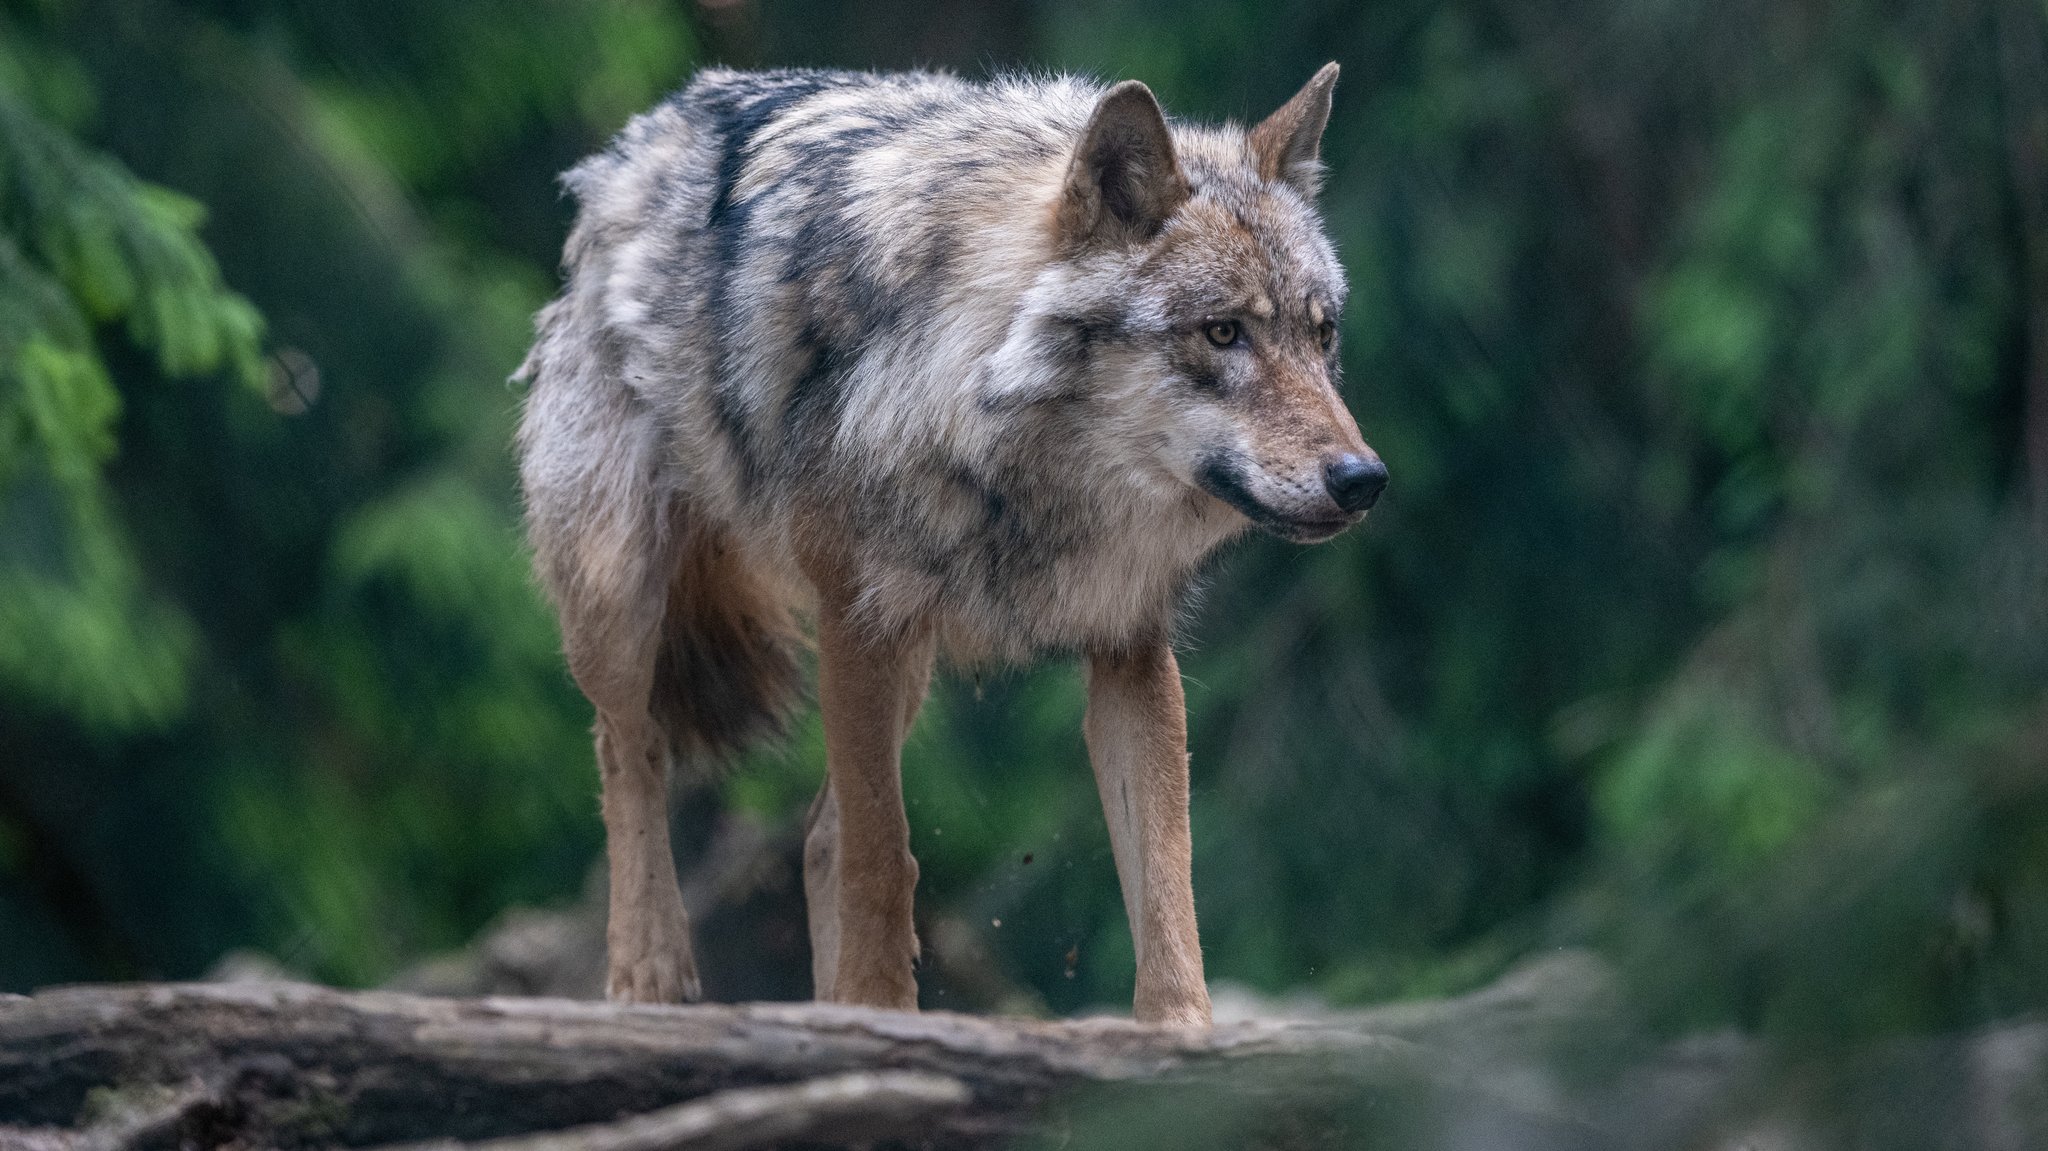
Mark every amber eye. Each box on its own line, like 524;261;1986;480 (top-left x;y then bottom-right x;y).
1204;320;1241;348
1317;320;1337;352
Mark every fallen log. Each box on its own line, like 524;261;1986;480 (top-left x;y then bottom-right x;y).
0;972;1593;1150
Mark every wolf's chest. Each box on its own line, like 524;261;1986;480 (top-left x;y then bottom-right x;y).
906;483;1238;663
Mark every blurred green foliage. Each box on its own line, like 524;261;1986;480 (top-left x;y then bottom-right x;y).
0;37;261;732
2;0;2045;1048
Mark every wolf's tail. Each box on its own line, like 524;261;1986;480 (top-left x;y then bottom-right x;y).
648;516;806;770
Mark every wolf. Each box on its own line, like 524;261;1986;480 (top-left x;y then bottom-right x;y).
516;63;1385;1027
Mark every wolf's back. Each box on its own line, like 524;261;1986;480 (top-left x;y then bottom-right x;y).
548;69;1094;508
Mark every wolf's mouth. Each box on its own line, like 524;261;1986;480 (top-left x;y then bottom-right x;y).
1194;455;1361;544
1271;516;1354;543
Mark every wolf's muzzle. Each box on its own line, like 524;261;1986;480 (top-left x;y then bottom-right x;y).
1196;452;1364;543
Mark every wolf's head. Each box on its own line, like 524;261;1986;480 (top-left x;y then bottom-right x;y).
1025;65;1384;544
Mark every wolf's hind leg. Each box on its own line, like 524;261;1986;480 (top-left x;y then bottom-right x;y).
595;704;701;1003
802;777;842;998
1086;642;1212;1027
803;642;933;1000
551;491;701;1005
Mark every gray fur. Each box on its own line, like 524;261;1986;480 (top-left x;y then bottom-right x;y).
518;65;1373;750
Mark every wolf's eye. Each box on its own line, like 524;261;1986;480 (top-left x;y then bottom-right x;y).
1204;320;1241;348
1317;320;1337;352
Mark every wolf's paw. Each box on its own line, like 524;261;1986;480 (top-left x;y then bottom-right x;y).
826;927;920;1011
1132;986;1213;1029
1135;1000;1212;1029
830;969;919;1011
607;950;702;1004
606;901;702;1004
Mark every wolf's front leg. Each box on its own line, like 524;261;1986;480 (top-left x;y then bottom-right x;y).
811;589;932;1010
597;711;702;1003
1086;643;1212;1027
805;637;933;1002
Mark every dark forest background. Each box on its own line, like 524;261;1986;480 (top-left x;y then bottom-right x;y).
3;0;2047;1044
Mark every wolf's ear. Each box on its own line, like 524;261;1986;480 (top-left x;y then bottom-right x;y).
1058;81;1190;249
1250;62;1339;197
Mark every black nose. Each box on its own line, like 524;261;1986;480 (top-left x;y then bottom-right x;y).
1324;453;1388;513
